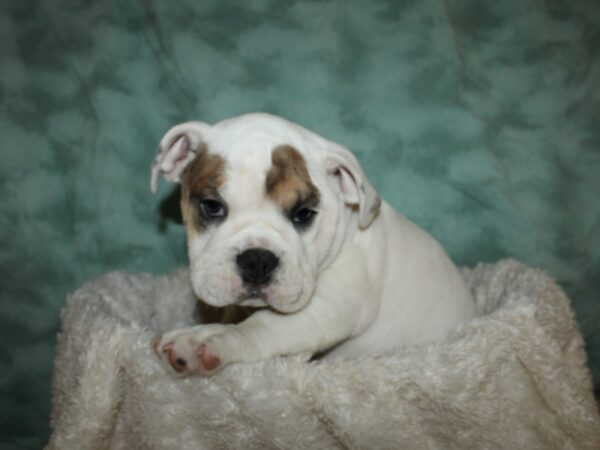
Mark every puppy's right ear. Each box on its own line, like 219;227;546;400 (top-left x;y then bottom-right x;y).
150;121;211;193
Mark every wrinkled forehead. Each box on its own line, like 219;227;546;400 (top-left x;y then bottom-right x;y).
181;133;320;213
181;114;325;205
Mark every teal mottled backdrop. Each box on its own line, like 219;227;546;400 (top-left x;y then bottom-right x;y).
1;0;599;447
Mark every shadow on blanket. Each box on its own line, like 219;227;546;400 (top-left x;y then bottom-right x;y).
46;260;600;450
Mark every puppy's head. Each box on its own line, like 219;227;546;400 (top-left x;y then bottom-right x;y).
151;113;380;313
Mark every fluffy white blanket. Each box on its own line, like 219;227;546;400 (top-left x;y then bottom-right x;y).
47;260;600;449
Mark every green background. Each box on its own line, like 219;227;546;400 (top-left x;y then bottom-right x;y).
1;0;599;447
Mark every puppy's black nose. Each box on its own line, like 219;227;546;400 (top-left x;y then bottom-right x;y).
236;248;279;285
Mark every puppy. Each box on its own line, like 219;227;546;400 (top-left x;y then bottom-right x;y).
151;113;474;375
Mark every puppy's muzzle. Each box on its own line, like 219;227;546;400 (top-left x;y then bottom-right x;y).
236;248;280;286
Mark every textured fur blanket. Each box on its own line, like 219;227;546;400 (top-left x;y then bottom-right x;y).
47;260;600;449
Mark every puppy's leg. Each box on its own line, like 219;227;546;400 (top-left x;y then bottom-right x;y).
155;245;376;376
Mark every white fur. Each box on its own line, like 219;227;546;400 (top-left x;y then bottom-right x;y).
151;113;475;374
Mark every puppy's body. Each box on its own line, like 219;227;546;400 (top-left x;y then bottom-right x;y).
329;204;473;357
151;113;474;375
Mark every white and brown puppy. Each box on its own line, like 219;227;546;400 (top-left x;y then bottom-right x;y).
151;113;474;376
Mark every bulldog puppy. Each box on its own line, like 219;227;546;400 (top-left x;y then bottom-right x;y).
151;113;474;376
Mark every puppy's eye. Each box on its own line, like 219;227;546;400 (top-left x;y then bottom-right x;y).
290;207;317;228
197;199;227;221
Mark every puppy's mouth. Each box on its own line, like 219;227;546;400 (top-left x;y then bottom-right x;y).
237;286;269;307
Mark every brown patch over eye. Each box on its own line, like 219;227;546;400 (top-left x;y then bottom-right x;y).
179;143;226;232
266;144;320;217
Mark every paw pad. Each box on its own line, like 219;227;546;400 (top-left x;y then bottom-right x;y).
198;344;221;371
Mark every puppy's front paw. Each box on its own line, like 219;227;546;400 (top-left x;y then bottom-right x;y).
153;324;229;376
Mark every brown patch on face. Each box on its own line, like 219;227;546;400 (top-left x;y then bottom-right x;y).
179;143;226;232
266;145;320;213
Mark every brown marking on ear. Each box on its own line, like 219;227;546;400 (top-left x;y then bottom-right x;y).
179;144;226;232
266;145;320;212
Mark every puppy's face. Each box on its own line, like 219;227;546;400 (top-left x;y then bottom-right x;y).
181;142;329;313
152;114;380;313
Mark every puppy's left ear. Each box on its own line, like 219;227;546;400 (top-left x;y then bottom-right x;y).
324;143;381;229
150;121;211;193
